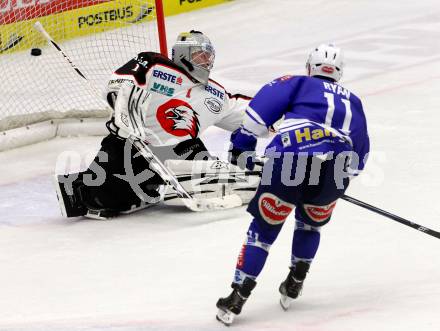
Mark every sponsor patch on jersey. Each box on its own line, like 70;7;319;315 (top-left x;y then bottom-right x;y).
205;85;225;100
152;69;182;85
294;127;336;144
204;97;222;114
279;75;293;81
281;132;291;147
269;75;293;86
151;82;175;97
156;99;200;138
258;193;294;225
303;201;337;223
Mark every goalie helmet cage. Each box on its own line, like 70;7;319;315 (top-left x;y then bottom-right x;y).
0;0;167;151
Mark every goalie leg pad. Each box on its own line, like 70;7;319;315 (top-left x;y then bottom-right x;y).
163;159;261;208
54;173;87;218
55;134;167;218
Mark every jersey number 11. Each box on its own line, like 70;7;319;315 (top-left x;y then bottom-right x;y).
323;92;352;133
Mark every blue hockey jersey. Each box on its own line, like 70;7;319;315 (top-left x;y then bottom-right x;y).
234;75;370;172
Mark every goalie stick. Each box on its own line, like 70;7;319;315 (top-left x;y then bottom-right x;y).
33;22;107;104
33;21;245;212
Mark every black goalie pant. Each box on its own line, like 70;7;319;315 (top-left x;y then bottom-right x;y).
76;133;212;212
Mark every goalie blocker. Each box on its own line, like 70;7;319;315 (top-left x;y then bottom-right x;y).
54;134;261;219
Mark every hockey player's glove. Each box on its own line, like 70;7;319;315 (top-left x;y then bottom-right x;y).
229;128;258;170
229;147;257;170
173;138;212;160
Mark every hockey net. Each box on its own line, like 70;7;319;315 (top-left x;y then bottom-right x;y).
0;0;162;149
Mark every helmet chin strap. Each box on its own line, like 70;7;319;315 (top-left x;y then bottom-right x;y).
180;57;209;84
181;57;194;72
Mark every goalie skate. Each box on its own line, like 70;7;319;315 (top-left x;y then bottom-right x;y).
54;174;121;220
53;174;87;218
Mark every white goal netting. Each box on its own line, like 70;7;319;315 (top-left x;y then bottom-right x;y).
0;0;160;133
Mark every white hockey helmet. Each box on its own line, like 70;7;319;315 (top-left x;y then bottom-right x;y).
306;43;344;82
172;30;215;85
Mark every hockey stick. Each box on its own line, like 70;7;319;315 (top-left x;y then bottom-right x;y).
341;195;440;239
33;21;242;212
33;22;104;99
0;33;24;53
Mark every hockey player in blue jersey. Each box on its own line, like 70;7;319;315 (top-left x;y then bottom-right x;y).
216;43;370;325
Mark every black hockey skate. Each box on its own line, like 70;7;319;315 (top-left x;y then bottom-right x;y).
279;261;310;310
216;277;256;326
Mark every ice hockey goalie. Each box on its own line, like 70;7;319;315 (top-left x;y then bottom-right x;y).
54;30;259;219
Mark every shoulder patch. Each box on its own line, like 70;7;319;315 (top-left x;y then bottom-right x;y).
279;75;294;81
204;97;223;114
268;75;295;86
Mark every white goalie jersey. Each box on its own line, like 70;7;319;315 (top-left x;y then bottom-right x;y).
106;52;251;146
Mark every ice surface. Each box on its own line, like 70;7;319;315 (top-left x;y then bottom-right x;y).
1;0;440;330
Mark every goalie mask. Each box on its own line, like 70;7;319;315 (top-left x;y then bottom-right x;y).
172;30;215;85
306;43;344;82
